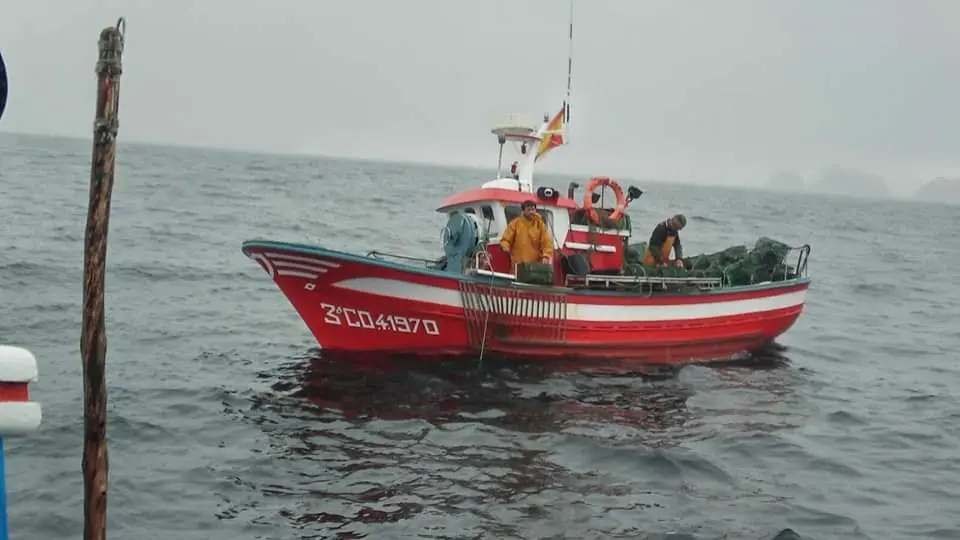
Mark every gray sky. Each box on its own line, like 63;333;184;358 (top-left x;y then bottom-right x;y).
2;0;959;194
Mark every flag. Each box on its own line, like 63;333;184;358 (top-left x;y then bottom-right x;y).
535;106;566;161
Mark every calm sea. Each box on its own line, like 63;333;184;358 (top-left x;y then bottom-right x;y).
1;132;958;539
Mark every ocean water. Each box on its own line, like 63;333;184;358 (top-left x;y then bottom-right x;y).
1;131;958;539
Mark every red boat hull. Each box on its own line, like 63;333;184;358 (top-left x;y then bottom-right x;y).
242;241;810;368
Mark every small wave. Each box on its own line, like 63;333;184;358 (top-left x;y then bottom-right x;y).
691;215;722;224
0;260;58;274
244;161;274;173
826;409;868;426
850;282;887;294
110;263;259;283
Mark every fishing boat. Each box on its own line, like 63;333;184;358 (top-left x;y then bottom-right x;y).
241;112;811;369
240;7;812;371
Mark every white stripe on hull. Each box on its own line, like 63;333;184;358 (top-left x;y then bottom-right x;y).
277;270;321;279
274;261;329;274
254;252;341;281
264;253;341;268
331;277;806;322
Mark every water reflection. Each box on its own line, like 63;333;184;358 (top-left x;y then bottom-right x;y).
272;348;695;435
227;343;810;538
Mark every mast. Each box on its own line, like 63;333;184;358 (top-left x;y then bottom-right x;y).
564;0;573;136
521;0;575;188
487;0;576;194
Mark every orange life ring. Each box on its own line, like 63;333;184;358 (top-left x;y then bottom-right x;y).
582;176;627;225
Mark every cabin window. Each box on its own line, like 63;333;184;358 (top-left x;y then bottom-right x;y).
464;207;476;214
504;204;522;223
538;209;554;231
479;205;498;241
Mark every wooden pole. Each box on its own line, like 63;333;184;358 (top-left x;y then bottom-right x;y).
81;17;125;540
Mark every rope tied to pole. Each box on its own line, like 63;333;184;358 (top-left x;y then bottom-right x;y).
93;20;124;146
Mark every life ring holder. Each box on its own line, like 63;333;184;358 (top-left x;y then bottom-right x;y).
582;176;628;226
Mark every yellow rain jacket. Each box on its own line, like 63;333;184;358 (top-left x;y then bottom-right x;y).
499;213;554;265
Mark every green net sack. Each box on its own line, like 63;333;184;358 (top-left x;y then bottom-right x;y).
675;238;798;286
721;261;754;286
715;245;749;266
516;262;554;285
750;237;791;266
620;236;797;286
683;254;713;271
687;268;724;280
623;263;653;277
624;241;647;265
657;266;686;278
683;245;748;271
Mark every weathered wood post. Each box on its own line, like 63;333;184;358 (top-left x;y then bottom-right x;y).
81;17;125;540
0;345;43;540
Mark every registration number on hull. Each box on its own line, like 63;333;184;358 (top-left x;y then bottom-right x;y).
319;303;440;335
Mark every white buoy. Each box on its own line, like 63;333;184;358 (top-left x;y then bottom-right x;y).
0;344;42;540
0;346;41;435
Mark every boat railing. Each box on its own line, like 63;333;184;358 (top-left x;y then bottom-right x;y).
464;250;518;281
365;250;446;270
464;249;728;291
469;268;519;281
737;243;811;285
790;244;811;278
565;272;724;292
424;243;809;290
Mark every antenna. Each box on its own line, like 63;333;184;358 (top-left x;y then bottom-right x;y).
564;0;574;139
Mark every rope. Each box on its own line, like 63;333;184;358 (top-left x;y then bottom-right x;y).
476;214;557;369
476;261;498;368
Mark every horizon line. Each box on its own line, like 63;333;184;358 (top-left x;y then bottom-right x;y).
0;128;951;204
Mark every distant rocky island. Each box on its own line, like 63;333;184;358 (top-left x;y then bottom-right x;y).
763;167;960;204
765;171;805;192
764;165;891;199
813;165;890;198
915;176;960;205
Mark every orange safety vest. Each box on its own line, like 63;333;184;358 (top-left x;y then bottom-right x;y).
642;234;677;266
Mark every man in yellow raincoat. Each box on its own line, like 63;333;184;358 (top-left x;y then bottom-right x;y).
499;200;554;267
642;214;687;268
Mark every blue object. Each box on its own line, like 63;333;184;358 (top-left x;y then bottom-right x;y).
0;47;7;123
441;211;480;274
0;436;7;540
